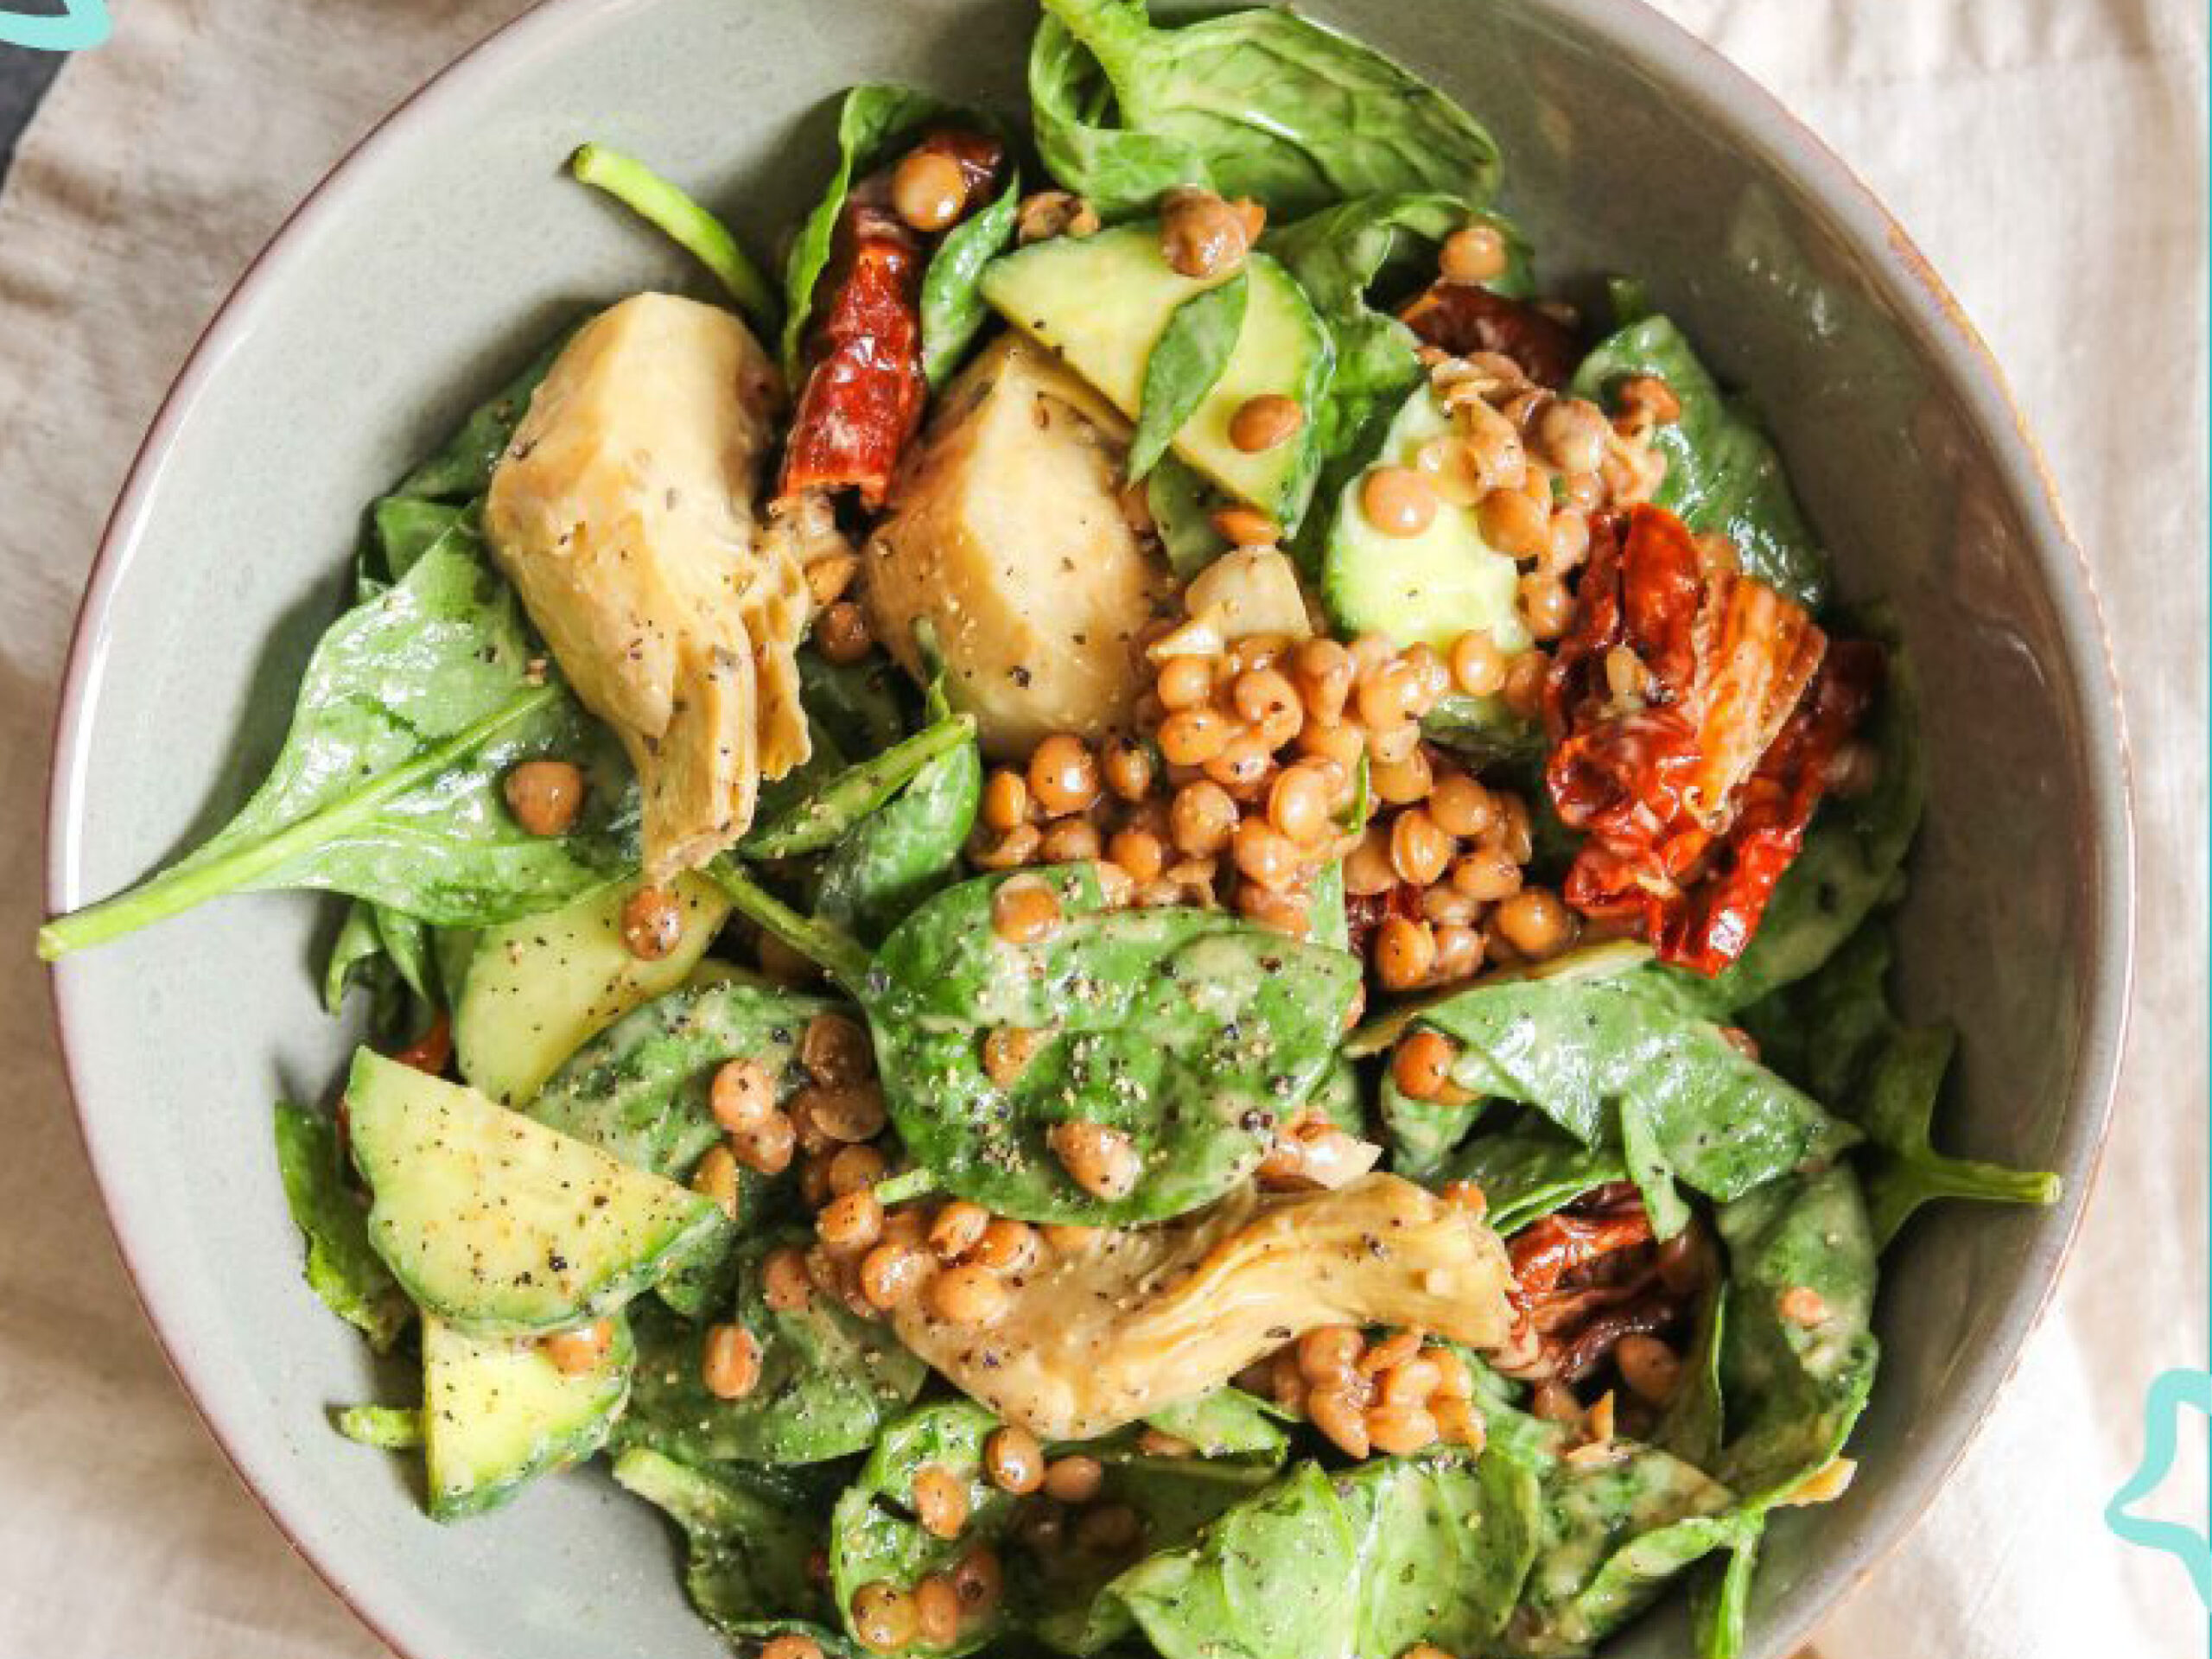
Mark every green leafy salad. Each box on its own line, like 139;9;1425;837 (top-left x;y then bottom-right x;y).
41;3;2063;1656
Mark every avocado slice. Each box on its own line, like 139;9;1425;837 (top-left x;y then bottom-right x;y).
453;873;730;1108
981;224;1332;528
423;1312;633;1520
1320;382;1531;738
347;1048;729;1338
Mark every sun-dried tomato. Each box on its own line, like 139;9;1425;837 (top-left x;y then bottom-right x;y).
779;129;1005;506
1396;282;1580;387
391;1011;452;1077
1543;503;1875;976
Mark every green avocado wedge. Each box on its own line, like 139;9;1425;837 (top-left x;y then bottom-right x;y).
346;1049;729;1338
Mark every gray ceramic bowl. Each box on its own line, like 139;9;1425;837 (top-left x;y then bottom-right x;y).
45;1;2133;1655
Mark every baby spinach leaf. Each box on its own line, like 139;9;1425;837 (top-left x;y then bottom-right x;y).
1144;452;1230;577
1128;272;1250;480
1688;1525;1761;1659
1029;15;1211;222
1507;1443;1740;1657
1860;1024;2061;1250
1438;1122;1628;1236
1712;1166;1878;1503
620;1243;927;1466
1640;640;1923;1019
1655;1287;1726;1471
742;711;978;859
394;323;575;502
1264;194;1531;560
816;705;983;944
1337;1450;1543;1655
272;1101;410;1351
781;84;971;379
1737;921;1897;1108
1409;979;1859;1211
1379;1067;1484;1183
323;901;401;1021
1140;1387;1289;1461
1570;314;1828;611
862;863;1362;1223
1100;1461;1360;1659
1040;0;1503;218
368;497;477;585
802;647;918;760
613;1447;830;1638
830;1401;1022;1657
40;541;635;959
333;1404;423;1450
923;175;1023;387
710;860;876;992
569;143;780;331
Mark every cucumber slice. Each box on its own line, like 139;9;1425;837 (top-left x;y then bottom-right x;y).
347;1048;728;1337
981;224;1331;527
454;872;730;1107
1320;382;1531;743
423;1313;632;1520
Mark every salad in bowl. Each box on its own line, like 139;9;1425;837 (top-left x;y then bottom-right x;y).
40;3;2067;1656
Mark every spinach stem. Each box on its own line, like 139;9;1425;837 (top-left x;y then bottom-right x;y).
741;712;976;860
38;686;563;962
569;143;779;331
707;859;872;991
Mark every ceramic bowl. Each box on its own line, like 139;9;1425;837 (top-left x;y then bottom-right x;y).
44;1;2133;1655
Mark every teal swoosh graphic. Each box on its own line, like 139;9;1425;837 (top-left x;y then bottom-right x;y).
2105;1365;2212;1608
0;0;111;51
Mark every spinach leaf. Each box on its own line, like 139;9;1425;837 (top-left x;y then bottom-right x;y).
1029;15;1210;222
830;1401;1023;1657
1128;273;1250;480
333;1404;423;1449
1738;921;1896;1107
40;541;635;959
1655;1287;1726;1470
923;176;1023;387
1860;1024;2061;1250
1689;1526;1761;1659
373;904;439;1007
862;863;1362;1223
620;1243;927;1466
1337;1450;1542;1655
1100;1461;1359;1659
1712;1166;1878;1503
367;496;475;584
568;143;780;331
816;713;982;944
272;1101;410;1351
1379;1067;1484;1183
613;1447;830;1638
1409;979;1859;1212
1140;1387;1288;1461
528;976;836;1311
1264;193;1531;559
1438;1122;1628;1236
802;647;918;760
1040;0;1503;218
323;900;403;1022
395;324;575;502
742;710;978;859
1641;640;1924;1018
1507;1443;1740;1658
1569;314;1828;611
710;860;876;992
1144;453;1230;577
782;84;969;379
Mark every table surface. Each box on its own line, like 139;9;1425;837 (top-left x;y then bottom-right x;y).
0;4;2202;1659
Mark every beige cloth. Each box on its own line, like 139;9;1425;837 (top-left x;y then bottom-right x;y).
0;2;2202;1656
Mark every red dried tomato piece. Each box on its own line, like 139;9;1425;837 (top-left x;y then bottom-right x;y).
779;129;1005;506
391;1011;453;1077
1542;504;1876;976
1396;282;1580;387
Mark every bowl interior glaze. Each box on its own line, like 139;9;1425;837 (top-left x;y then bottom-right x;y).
46;3;2131;1657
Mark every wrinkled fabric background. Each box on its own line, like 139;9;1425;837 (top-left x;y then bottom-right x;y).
0;2;2202;1656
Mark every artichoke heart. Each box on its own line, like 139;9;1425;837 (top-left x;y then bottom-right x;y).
486;292;808;878
893;1173;1518;1440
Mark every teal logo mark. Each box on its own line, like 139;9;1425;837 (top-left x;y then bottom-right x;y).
2106;1366;2212;1607
0;0;111;51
